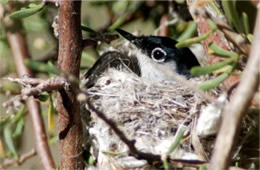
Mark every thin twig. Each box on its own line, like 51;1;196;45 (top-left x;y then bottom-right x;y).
85;99;161;162
156;64;217;104
3;77;65;107
6;21;55;169
0;149;37;169
209;8;260;170
82;33;119;48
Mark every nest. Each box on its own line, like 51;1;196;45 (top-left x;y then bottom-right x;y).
82;69;258;169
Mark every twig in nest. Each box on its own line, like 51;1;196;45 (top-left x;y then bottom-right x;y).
155;64;218;105
82;33;119;48
85;98;161;163
0;149;36;169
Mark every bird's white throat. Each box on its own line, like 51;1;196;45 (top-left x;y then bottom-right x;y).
130;49;177;82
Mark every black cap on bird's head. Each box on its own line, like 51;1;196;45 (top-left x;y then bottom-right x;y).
116;28;200;78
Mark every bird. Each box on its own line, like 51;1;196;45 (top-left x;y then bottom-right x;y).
82;29;200;88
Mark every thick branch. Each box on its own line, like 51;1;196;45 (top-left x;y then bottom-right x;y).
7;31;55;169
57;0;83;169
209;8;260;170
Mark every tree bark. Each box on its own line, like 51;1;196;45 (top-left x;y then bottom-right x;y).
57;0;83;169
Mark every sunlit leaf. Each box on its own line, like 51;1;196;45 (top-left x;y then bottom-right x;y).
191;56;237;76
209;43;238;58
176;20;216;48
198;73;229;90
177;21;197;42
9;3;45;19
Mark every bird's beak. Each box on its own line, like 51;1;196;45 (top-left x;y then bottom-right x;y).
116;29;142;48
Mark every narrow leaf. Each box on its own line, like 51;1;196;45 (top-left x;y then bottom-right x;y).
11;104;25;125
222;1;242;33
198;73;229;90
167;125;186;154
191;56;236;76
177;21;197;42
9;4;44;19
12;118;24;138
242;12;250;35
209;43;238;58
4;124;17;157
24;59;60;74
176;29;214;48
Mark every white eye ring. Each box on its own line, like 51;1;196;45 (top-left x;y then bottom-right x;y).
151;47;167;63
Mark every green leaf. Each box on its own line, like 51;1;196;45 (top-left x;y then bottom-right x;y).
247;34;254;43
0;116;10;127
0;81;20;93
112;1;129;15
49;136;59;144
0;0;8;4
191;56;237;76
11;105;25;125
167;126;186;154
9;3;44;19
222;1;242;33
4;124;17;157
209;43;238;58
242;12;250;35
176;20;216;48
198;73;229;90
24;59;60;74
177;21;197;42
12;118;24;138
199;164;207;170
88;155;96;166
36;94;49;102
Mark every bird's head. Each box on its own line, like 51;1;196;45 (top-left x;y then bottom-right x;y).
116;29;200;81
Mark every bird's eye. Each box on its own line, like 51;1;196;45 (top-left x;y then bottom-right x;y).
151;47;166;62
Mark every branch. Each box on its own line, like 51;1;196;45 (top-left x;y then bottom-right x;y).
57;0;83;169
9;77;66;97
209;8;260;170
0;149;36;169
6;21;55;169
3;77;65;108
82;33;119;48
